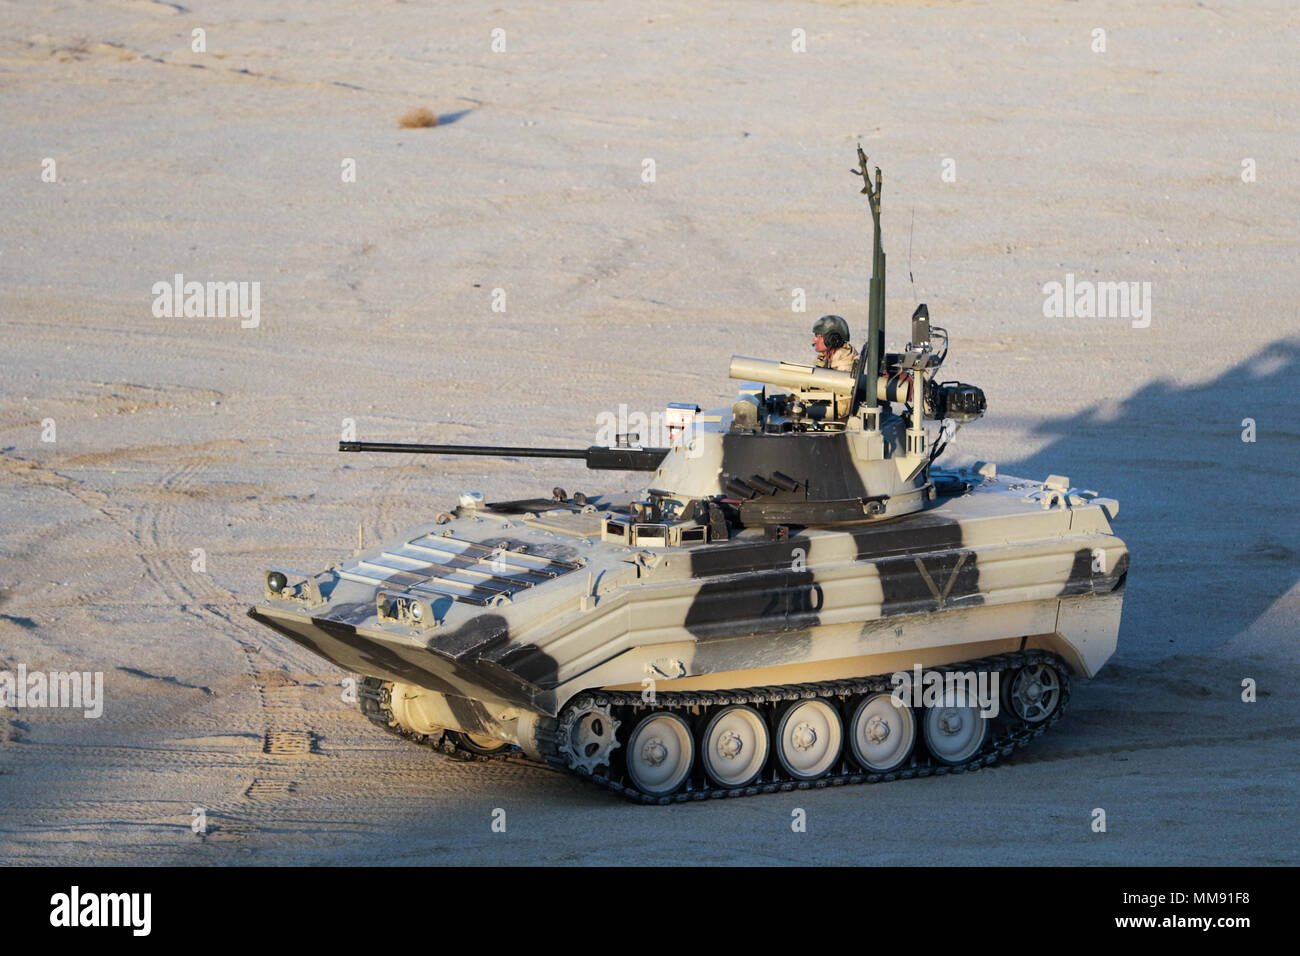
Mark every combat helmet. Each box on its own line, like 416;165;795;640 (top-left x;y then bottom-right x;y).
812;314;850;350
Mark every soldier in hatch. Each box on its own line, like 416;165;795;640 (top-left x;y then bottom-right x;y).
812;314;857;372
811;314;858;420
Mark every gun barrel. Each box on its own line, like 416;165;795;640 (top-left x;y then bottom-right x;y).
728;356;856;395
338;441;668;471
340;441;586;459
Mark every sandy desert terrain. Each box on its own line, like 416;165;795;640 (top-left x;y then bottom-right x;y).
1;0;1297;864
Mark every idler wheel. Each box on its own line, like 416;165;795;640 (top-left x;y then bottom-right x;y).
700;704;769;788
847;692;916;772
625;711;694;796
774;699;843;781
1004;662;1063;724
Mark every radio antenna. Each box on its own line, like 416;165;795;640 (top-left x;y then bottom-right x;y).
908;206;916;299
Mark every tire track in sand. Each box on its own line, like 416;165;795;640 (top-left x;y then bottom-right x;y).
3;446;328;841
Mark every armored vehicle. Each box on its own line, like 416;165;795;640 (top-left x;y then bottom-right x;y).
249;149;1129;803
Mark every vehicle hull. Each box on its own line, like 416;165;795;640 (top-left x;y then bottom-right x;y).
249;470;1128;758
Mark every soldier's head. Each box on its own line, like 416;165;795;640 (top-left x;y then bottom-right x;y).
812;314;850;354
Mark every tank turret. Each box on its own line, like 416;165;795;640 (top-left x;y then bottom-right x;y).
340;149;986;530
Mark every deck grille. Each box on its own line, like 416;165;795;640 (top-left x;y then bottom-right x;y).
338;532;580;606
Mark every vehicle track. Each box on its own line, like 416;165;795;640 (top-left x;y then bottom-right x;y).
358;650;1070;805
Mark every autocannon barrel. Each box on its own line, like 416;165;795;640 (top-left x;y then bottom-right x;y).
338;441;669;471
728;356;857;395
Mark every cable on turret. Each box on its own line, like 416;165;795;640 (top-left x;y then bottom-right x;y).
927;419;958;466
931;326;950;367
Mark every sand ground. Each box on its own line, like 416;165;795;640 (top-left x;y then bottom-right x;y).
1;0;1297;864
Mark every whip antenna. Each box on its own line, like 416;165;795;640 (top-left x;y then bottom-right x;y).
908;206;916;298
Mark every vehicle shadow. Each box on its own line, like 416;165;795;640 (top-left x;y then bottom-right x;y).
995;336;1300;661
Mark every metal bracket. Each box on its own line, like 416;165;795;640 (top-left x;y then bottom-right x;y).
633;551;662;575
